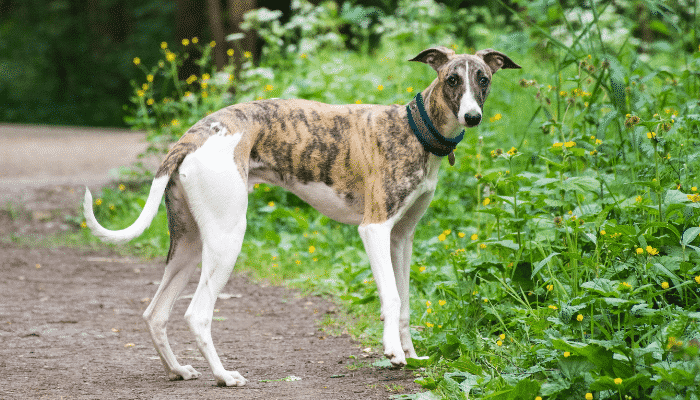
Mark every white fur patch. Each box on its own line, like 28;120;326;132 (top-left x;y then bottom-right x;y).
457;60;481;125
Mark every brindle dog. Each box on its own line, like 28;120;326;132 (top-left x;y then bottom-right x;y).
84;46;520;386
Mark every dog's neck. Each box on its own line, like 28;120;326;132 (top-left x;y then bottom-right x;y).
407;87;464;165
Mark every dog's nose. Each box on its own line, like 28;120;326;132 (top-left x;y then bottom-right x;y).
464;112;482;127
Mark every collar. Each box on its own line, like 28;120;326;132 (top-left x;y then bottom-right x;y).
406;92;464;166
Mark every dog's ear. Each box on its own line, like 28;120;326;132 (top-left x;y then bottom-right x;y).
475;49;521;74
409;46;455;72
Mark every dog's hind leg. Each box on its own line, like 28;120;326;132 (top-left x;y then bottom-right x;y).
178;133;249;387
142;178;203;381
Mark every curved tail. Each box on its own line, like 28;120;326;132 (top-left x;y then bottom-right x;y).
83;175;170;244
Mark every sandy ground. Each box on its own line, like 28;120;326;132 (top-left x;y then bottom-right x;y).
0;124;421;399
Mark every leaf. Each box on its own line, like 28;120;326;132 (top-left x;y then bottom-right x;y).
372;358;392;368
580;278;617;296
682;227;700;246
405;357;432;370
531;252;560;279
560;176;600;193
492;240;520;250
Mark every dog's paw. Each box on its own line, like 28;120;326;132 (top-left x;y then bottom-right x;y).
215;370;247;387
168;365;202;381
385;347;407;368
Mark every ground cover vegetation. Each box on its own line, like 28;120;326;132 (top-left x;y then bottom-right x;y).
76;0;700;398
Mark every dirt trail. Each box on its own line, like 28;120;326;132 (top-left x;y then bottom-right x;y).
0;125;420;399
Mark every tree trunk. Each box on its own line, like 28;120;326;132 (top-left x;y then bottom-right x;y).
227;0;257;75
205;0;226;70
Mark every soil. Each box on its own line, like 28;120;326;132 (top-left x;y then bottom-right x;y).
0;125;421;399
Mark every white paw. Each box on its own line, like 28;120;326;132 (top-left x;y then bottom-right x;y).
168;365;202;381
385;346;407;368
215;370;248;387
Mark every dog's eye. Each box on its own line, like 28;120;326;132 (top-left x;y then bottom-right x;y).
446;75;460;87
478;76;489;89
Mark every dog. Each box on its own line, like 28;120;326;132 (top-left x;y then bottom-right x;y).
84;46;520;386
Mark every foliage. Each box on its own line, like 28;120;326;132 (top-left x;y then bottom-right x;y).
82;0;700;398
0;0;175;126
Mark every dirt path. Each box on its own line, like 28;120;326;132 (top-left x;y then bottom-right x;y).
0;125;420;399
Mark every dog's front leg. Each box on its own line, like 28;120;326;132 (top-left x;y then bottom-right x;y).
358;222;406;367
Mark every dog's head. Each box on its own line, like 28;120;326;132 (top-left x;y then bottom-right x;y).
410;47;521;128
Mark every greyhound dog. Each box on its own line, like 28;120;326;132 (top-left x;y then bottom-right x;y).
84;46;520;386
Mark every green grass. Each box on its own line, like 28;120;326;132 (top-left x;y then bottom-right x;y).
82;0;700;398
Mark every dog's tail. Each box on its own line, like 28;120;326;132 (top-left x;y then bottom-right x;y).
83;175;170;244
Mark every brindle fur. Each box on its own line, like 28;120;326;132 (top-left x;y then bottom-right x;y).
156;48;519;228
158;99;428;224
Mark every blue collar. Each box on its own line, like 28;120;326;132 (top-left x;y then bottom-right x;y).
406;92;464;164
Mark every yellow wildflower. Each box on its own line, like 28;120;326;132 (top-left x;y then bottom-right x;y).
192;37;199;44
377;84;384;91
438;300;446;306
600;230;606;235
546;284;554;291
166;51;176;62
585;393;593;400
479;243;487;249
576;314;583;322
181;38;189;46
308;246;315;254
470;234;478;241
209;40;216;47
564;141;576;148
499;333;505;340
160;41;168;49
268;201;275;207
443;229;451;235
95;198;102;206
426;308;432;314
419;266;426;273
458;232;465;238
265;84;274;92
171;119;179;126
661;281;669;289
483;198;491;206
118;184;126;191
647;131;656;139
227;48;234;56
636;247;644;255
636;195;643;203
244;51;252;58
548;305;558;310
614;378;622;385
496;340;503;346
646;245;659;255
438;233;446;242
407;87;413;92
133;57;141;65
564;351;570;357
426;322;434;328
553;142;564;148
